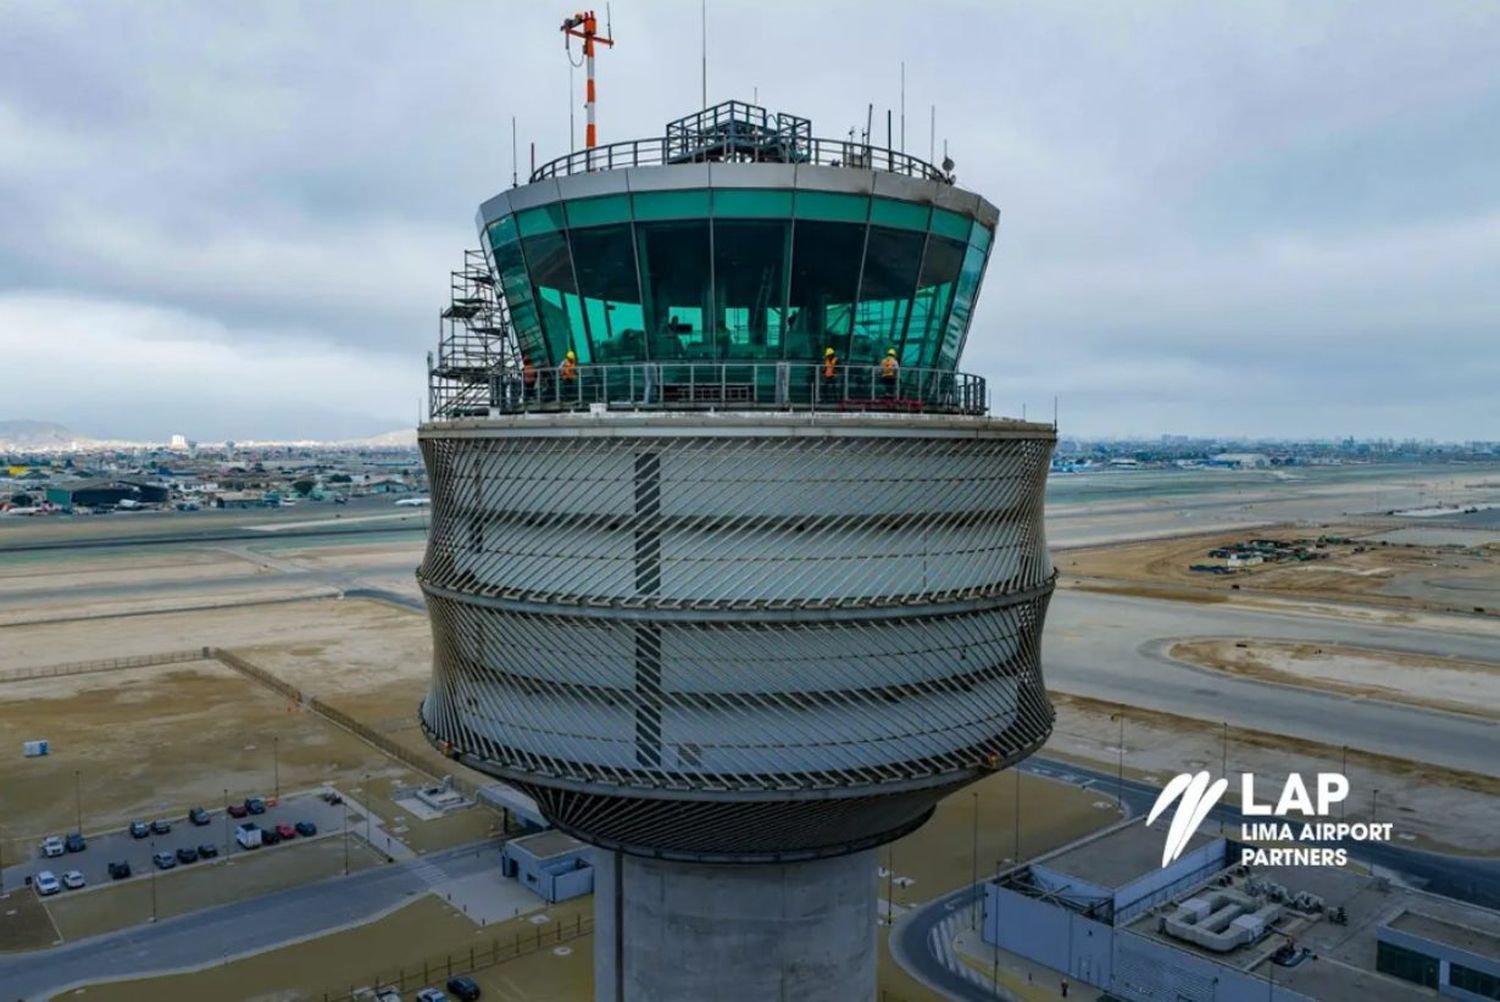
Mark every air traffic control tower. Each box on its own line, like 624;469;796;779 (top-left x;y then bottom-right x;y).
419;102;1057;1001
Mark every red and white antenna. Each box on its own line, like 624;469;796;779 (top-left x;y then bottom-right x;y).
561;9;615;150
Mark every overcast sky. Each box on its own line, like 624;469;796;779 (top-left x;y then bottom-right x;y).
2;1;1497;441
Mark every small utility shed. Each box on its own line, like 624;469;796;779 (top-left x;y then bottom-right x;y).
501;830;594;902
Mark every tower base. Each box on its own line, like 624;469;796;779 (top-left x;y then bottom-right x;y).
594;849;877;1001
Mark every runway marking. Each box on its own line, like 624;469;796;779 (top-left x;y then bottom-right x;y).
246;513;423;532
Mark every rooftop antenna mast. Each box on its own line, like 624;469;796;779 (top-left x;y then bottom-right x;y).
561;9;615;150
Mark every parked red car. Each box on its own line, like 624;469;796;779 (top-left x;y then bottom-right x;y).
274;823;297;840
227;803;249;819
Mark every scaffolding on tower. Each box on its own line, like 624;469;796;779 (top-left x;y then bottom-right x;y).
427;249;518;419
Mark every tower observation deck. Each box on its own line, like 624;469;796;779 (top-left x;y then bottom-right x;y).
418;101;1056;1001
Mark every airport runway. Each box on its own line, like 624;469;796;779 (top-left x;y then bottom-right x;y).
1044;589;1500;776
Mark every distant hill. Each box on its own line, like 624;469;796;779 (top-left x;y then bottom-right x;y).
339;428;419;448
0;419;94;450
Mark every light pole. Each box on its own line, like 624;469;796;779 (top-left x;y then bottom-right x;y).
970;791;979;929
149;839;158;922
223;788;231;854
1340;747;1348;822
363;773;371;845
991;858;1002;998
1109;714;1125;812
1220;721;1230;834
1371;788;1380;825
74;769;82;833
273;735;280;800
1013;767;1022;863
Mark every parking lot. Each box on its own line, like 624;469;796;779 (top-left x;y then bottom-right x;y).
3;790;353;894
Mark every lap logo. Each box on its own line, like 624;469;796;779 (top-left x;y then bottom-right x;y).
1147;771;1228;867
1148;770;1393;868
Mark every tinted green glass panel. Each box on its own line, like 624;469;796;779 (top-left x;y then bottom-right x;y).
851;226;925;363
713;189;794;218
713;219;790;359
793;191;869;222
565;195;633;229
635;219;712;359
938;240;987;370
870;197;930;231
521;230;587;363
970;221;993;252
786;220;865;360
905;235;964;368
931;208;970;241
571;224;646;363
633;190;712;221
516;204;567;237
489;220;547;362
488;215;520;248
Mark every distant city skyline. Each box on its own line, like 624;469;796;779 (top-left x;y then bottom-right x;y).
2;1;1498;440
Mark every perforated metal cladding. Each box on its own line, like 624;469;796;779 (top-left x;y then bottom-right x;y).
417;420;1056;859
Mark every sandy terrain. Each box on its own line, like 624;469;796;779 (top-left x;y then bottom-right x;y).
1170;638;1500;721
1046;692;1500;855
0;659;410;854
1062;524;1500;615
0;598;415;672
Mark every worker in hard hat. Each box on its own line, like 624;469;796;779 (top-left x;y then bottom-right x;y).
521;354;537;401
821;346;838;399
560;349;578;384
880;347;899;399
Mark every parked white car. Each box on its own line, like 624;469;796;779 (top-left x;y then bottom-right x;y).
34;870;60;895
415;990;448;1002
61;870;86;890
41;835;64;858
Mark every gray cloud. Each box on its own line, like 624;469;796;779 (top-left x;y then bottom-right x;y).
1;0;1497;440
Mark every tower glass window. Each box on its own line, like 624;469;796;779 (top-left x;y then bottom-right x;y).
713;218;790;359
481;187;994;370
635;219;713;360
787;221;865;360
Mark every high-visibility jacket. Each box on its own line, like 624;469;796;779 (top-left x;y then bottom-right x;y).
822;355;838;379
560;358;578;382
880;356;898;379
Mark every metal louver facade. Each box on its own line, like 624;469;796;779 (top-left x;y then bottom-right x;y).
418;413;1057;862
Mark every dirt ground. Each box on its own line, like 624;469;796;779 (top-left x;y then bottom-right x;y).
0;885;62;952
1061;523;1500;615
1170;637;1500;721
0;596;410;672
1046;691;1500;855
0;657;476;864
882;771;1117;908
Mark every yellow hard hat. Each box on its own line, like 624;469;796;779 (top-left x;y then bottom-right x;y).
566;350;576;360
887;347;897;356
824;347;835;356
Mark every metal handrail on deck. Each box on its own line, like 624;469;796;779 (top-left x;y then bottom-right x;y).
431;361;987;419
529;135;948;183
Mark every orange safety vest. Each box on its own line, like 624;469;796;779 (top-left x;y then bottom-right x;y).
823;355;838;379
560;358;578;382
881;356;898;379
522;361;536;385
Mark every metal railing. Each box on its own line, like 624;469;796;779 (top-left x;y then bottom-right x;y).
531;134;948;183
431;361;987;419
